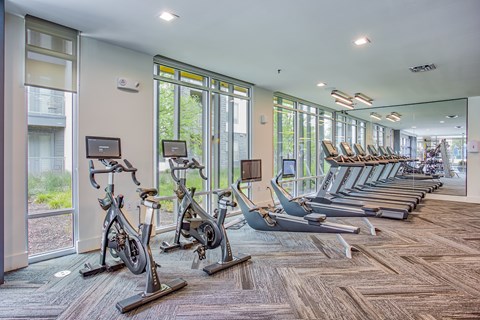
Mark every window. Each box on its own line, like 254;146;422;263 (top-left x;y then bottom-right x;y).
25;16;78;262
154;59;251;229
273;95;333;196
373;124;385;147
335;113;366;150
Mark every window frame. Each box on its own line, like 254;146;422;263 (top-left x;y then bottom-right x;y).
153;57;252;232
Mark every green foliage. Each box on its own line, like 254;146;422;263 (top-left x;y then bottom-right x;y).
34;190;72;209
157;81;203;158
28;171;71;197
28;171;72;210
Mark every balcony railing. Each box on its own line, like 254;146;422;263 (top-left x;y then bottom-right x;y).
28;157;65;174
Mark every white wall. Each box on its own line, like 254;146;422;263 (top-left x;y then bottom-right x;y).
4;13;28;271
77;37;154;252
467;96;480;201
251;87;274;204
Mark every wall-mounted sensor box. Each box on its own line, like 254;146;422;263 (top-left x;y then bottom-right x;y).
117;77;140;92
467;140;479;153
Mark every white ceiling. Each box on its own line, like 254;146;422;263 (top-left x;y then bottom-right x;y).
6;0;480;111
347;99;467;138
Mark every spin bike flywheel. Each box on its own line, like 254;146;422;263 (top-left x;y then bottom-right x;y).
198;220;222;249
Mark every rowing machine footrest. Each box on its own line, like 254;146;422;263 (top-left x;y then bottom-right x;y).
304;213;327;225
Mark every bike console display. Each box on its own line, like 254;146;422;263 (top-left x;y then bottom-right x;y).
86;136;121;159
282;159;296;178
162;140;187;158
240;159;262;182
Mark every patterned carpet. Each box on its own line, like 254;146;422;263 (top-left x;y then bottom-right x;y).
1;199;480;319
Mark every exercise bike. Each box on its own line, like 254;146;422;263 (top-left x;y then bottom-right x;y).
80;136;186;313
159;140;251;275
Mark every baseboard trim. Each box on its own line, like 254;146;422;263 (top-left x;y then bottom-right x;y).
4;251;28;272
76;236;101;254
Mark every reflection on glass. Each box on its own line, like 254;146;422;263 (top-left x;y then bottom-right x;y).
347;99;467;196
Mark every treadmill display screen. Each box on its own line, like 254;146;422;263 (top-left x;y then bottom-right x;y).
162;140;188;158
323;140;338;156
86;136;121;159
368;145;379;155
341;142;354;156
354;143;366;156
282;159;296;178
378;146;388;155
240;159;262;182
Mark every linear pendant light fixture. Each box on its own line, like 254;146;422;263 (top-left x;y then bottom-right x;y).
354;93;373;106
370;112;381;120
335;99;355;109
386;114;397;122
390;112;401;121
331;90;353;105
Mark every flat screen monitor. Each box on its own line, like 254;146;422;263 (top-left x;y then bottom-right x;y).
86;136;121;159
162;140;187;158
282;159;296;178
240;159;262;182
340;142;354;156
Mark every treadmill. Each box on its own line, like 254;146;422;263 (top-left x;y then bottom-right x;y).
360;144;434;193
370;145;441;191
338;142;426;200
308;141;410;219
318;141;417;209
382;146;443;187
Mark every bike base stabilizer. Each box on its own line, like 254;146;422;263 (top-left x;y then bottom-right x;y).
79;260;125;278
116;278;187;313
202;253;251;275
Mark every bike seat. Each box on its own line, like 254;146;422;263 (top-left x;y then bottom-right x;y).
303;213;327;222
136;187;158;199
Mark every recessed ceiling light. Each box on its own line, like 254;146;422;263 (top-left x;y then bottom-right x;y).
159;11;179;21
354;37;370;46
440;120;445;123
446;115;458;119
411;126;417;129
317;82;326;87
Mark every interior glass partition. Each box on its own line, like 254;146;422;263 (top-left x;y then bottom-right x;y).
348;98;467;196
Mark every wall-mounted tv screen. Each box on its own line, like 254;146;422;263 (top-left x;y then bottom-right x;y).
282;159;296;178
162;140;187;158
240;159;262;183
85;136;121;159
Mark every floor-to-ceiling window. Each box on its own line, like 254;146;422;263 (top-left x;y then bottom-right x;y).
373;124;385;147
335;113;366;151
154;59;251;230
25;16;78;262
273;95;333;196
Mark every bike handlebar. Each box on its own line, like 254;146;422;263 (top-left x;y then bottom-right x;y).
169;157;208;182
89;159;140;189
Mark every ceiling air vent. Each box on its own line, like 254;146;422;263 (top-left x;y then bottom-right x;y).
409;64;436;73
